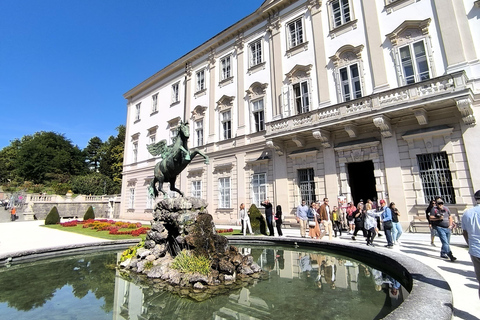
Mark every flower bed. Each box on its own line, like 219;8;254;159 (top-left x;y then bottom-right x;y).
60;219;149;237
217;228;234;233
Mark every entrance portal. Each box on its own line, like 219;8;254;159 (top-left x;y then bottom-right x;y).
347;161;377;205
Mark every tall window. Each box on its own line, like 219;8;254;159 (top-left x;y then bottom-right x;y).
146;191;154;210
219;177;231;208
132;142;138;163
171;83;179;103
298;168;316;204
221;111;232;140
340;63;362;102
250;39;262;67
128;188;135;209
251;173;266;206
135;103;141;121
293;81;309;114
151;94;158;113
252;99;265;132
196;70;205;91
195;120;204;146
417;152;456;204
170;128;178;144
287;18;304;48
399;40;430;85
192;180;202;198
331;0;351;28
221;56;231;80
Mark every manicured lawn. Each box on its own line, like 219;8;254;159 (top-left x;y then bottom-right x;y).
43;220;150;240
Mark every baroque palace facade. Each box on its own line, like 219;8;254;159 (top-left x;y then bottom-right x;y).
120;0;480;228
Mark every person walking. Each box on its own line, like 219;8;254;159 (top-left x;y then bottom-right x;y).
261;199;275;236
390;202;403;245
351;202;367;241
309;202;322;239
462;190;480;298
275;205;283;237
425;199;437;246
379;199;394;248
332;206;342;237
346;202;356;234
296;200;309;238
240;203;253;236
365;207;382;246
10;206;17;221
319;198;333;240
430;198;457;261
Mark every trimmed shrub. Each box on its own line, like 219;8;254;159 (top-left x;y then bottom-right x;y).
83;206;95;220
45;206;60;225
248;204;267;235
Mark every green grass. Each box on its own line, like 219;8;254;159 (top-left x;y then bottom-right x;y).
43;224;150;240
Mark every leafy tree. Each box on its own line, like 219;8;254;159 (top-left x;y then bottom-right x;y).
99;125;125;192
15;131;88;184
71;172;116;195
0;139;22;183
84;136;103;172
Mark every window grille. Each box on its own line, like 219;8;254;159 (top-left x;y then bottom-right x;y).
417;152;455;204
298;168;316;204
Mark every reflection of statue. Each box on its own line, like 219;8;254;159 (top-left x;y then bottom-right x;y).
147;121;209;198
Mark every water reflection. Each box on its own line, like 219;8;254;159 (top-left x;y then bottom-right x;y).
115;247;407;320
0;247;407;320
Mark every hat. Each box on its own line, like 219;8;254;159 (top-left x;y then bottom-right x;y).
379;199;386;204
475;190;480;200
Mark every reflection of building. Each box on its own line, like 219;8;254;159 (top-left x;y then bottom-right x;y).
121;0;480;227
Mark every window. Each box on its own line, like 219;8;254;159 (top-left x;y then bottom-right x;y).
196;70;205;91
339;63;362;101
192;180;202;198
331;0;351;28
221;111;232;140
293;81;310;114
287;18;304;48
135;103;141;121
151;94;158;113
219;177;231;208
250;39;262;67
221;56;231;80
251;173;266;206
171;83;179;103
128;188;135;209
252;99;265;132
417;152;456;204
399;40;430;85
132;142;138;163
146;191;154;210
170;128;178;144
195;120;204;146
298;168;316;204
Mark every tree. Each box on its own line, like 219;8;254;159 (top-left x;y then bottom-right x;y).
0;139;22;183
99;125;125;193
84;136;103;172
15;131;88;184
71;172;116;195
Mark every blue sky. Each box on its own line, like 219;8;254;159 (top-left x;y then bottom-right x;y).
0;0;262;150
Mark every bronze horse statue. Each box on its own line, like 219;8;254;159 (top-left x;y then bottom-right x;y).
147;121;209;198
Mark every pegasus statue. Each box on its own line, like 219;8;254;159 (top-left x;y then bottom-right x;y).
147;121;209;198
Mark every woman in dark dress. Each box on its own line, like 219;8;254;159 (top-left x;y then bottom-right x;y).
275;205;283;237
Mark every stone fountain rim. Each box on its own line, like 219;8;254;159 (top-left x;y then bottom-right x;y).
228;237;452;320
0;237;452;320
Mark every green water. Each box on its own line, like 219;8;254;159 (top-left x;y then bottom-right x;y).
0;246;406;320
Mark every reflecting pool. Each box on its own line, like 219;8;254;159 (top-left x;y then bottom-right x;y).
0;246;407;320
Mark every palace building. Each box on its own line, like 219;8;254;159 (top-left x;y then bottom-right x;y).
120;0;480;228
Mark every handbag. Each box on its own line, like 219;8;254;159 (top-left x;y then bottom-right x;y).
383;220;393;229
309;220;316;227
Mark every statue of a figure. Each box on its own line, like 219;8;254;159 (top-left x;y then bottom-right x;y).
147;121;209;198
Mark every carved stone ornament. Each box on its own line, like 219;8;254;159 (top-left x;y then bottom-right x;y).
351;149;364;162
344;125;358;138
266;140;284;156
307;0;322;12
246;82;268;99
208;50;216;67
216;95;235;112
386;19;431;46
234;34;245;53
413;108;428;125
456;98;476;126
373;116;393;138
191;105;208;121
329;45;364;68
185;62;192;77
312;130;331;148
292;135;305;147
266;14;281;34
285;64;313;83
167;116;182;128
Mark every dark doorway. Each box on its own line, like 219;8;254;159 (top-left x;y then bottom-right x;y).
347;161;377;205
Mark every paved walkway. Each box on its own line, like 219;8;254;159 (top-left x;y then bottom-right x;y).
1;220;479;319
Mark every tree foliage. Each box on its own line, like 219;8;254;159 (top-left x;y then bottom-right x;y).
71;173;116;195
84;136;103;172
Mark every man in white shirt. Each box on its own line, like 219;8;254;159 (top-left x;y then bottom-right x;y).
462;190;480;298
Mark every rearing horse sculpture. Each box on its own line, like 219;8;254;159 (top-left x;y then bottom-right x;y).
147;121;209;198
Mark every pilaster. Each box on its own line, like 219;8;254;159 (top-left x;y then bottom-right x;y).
267;14;283;118
208;51;217;139
235;35;246;135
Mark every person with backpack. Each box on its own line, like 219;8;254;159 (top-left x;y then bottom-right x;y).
430;198;457;261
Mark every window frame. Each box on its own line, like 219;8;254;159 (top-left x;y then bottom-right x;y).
195;120;204;147
218;177;231;208
298;168;316;204
339;63;362;102
417;152;456;204
287;17;304;49
191;180;202;198
249;39;263;67
196;69;205;92
146;190;154;210
398;39;431;85
135;103;141;121
331;0;351;28
251;173;267;207
221;110;232;140
132;141;138;163
171;82;179;104
252;99;265;132
151;94;158;113
128;188;135;209
292;80;310;114
220;55;232;81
